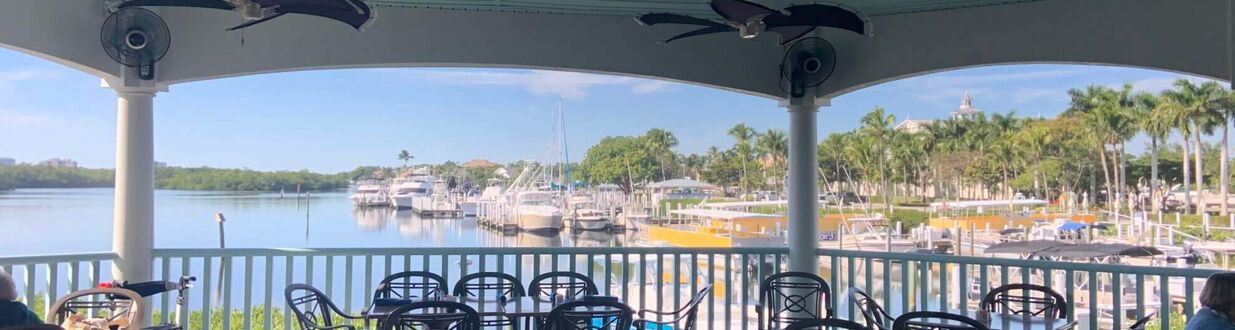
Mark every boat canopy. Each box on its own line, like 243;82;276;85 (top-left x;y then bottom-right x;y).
648;178;714;189
700;200;788;209
984;240;1073;255
1036;243;1164;259
669;209;780;220
929;199;1049;210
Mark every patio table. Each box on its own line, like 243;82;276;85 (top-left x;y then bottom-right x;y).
364;296;621;329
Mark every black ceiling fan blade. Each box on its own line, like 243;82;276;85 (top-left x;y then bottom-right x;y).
662;25;736;43
271;4;373;30
767;25;816;45
118;0;237;10
710;0;776;23
636;13;724;27
254;0;366;13
764;4;866;36
226;12;287;31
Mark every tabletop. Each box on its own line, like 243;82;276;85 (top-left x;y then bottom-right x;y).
903;310;1077;330
364;296;618;319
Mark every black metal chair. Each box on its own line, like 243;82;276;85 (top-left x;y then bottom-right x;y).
784;318;868;330
850;287;894;330
286;283;363;330
892;311;990;330
758;271;833;330
545;298;634;330
379;300;480;330
527;271;599;300
373;271;449;300
633;284;712;330
979;283;1067;318
452;272;526;328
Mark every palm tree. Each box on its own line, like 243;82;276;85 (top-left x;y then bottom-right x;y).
644;128;679;180
1135;92;1171;214
1218;88;1235;216
397;150;413;167
728;123;756;191
859;107;896;211
756;129;789;190
1162;79;1226;214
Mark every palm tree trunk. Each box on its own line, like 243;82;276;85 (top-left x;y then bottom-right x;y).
1180;135;1190;215
1098;143;1113;212
1222;121;1230;216
1195;126;1206;215
1150;136;1160;214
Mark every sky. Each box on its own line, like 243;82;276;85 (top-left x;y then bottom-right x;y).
0;48;1218;173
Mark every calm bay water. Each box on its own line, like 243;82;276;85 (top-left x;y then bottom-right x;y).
0;188;632;255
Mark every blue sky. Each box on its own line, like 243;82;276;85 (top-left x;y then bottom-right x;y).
0;48;1215;173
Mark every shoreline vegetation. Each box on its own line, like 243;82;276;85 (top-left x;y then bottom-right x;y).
0;165;353;192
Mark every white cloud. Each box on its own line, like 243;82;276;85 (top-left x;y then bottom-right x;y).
0;69;57;99
0;108;54;128
401;69;673;99
1010;87;1070;104
1126;76;1214;93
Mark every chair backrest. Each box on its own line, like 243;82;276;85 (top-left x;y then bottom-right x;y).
892;311;990;330
759;272;832;330
678;284;714;330
452;272;526;300
47;288;144;329
285;284;348;329
784;318;868;330
850;287;892;330
546;299;634;330
374;271;448;300
1128;312;1157;330
979;283;1067;318
528;271;599;300
379;300;480;330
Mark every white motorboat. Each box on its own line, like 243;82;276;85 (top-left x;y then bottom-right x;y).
513;191;563;233
567;195;610;231
351;180;389;207
388;175;433;210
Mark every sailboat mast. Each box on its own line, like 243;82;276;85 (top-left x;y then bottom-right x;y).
560;97;572;195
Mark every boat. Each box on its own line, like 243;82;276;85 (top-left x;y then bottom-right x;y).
388;174;433;210
567;195;611;231
513;191;563;233
350;179;389;207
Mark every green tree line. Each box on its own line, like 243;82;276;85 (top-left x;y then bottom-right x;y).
0;165;350;192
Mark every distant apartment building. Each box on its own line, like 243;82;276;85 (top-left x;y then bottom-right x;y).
38;158;78;168
154;161;168;168
0;157;14;166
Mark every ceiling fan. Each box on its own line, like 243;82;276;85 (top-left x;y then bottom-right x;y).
116;0;374;31
636;0;867;44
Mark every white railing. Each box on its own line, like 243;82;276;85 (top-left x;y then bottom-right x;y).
2;247;1223;330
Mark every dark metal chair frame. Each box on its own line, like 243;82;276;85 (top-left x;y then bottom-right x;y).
758;271;833;330
46;288;143;328
378;300;480;330
285;283;363;330
979;283;1068;319
634;284;713;330
1127;312;1157;330
527;271;599;300
452;272;526;328
784;318;868;330
372;271;449;300
892;311;991;330
545;298;635;330
850;287;894;330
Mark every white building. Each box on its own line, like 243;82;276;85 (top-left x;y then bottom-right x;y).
38;158;78;168
951;92;982;120
894;119;934;134
0;157;14;166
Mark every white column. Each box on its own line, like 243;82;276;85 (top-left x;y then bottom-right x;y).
785;97;825;273
112;88;156;283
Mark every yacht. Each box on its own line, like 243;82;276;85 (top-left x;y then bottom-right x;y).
567;195;610;231
388;175;433;210
350;180;389;207
513;191;563;233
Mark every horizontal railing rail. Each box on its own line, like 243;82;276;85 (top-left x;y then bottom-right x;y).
2;247;1222;330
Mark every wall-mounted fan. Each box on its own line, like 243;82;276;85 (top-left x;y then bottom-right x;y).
780;37;835;98
101;7;171;81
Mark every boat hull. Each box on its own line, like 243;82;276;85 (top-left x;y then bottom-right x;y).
572;217;610;231
390;196;414;209
518;213;563;233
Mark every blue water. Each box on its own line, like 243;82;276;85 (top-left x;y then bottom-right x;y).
0;188;632;255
